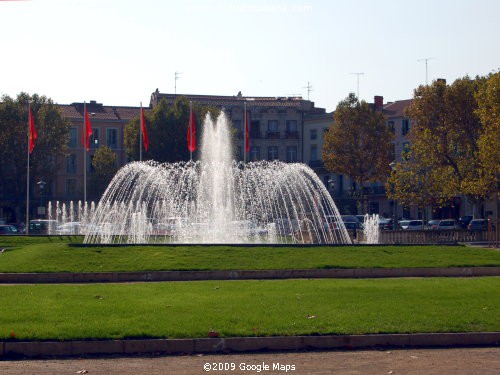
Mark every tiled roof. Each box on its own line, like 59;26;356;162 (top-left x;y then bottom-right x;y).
383;99;412;117
154;92;311;109
58;102;141;121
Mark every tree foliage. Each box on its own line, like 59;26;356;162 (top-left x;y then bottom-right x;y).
0;92;70;219
124;96;220;163
323;93;393;208
389;76;494;209
475;71;500;183
89;146;118;199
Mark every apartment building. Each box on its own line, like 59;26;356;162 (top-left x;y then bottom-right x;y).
151;90;321;163
55;101;140;202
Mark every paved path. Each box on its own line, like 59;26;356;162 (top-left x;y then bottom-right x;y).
1;348;499;375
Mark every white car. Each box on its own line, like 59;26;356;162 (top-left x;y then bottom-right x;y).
405;220;424;230
55;222;82;235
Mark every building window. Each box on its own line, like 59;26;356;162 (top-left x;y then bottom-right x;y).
286;120;298;138
233;119;241;131
390;143;396;162
90;128;100;148
107;128;118;148
66;154;77;174
402;142;411;158
268;120;278;132
323;175;330;189
89;154;95;173
268;146;279;161
387;121;395;134
310;129;317;140
65;179;77;196
233;120;243;139
286;120;297;132
310;144;318;161
402;119;410;135
267;120;279;138
250;121;260;138
69;127;77;148
250;146;260;161
286;146;297;162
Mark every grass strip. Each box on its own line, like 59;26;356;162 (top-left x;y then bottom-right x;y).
0;277;498;341
0;239;499;273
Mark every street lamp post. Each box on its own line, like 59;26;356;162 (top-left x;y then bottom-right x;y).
36;180;47;218
389;161;397;230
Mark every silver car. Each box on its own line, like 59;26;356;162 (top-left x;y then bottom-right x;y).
437;219;460;230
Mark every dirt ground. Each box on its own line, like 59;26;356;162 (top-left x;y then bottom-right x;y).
1;347;499;375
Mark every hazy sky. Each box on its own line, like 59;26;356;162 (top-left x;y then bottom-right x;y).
1;0;499;111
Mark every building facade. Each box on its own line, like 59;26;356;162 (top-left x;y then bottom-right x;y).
54;101;140;203
151;90;322;164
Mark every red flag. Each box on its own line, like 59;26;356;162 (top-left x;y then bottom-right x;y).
245;109;250;153
28;107;37;154
187;106;196;152
141;107;149;151
82;104;93;151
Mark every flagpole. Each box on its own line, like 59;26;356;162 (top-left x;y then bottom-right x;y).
139;102;143;162
26;102;30;235
189;101;193;161
83;102;87;204
244;102;247;164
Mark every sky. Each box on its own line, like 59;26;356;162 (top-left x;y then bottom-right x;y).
1;0;499;112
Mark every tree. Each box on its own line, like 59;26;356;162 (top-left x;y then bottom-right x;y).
475;71;500;190
399;76;493;215
88;146;118;200
0;92;70;222
124;96;220;163
322;93;393;211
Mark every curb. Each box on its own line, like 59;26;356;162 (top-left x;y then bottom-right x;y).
1;267;499;284
1;333;499;358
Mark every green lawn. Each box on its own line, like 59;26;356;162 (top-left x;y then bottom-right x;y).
0;277;498;341
0;236;499;272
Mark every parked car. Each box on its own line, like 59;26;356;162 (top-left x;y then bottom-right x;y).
54;222;82;235
343;221;363;239
437;219;460;230
427;219;440;230
467;219;491;231
343;221;364;231
378;218;394;230
341;215;361;223
28;220;59;234
355;215;366;224
398;220;411;230
458;215;473;229
0;224;18;235
404;220;425;230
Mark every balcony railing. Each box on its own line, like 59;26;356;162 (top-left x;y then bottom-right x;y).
285;131;299;139
249;131;261;139
266;131;280;139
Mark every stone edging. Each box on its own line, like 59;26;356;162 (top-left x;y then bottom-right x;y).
1;332;499;358
0;267;499;284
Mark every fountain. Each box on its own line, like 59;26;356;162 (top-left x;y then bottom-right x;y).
363;214;380;244
82;112;351;244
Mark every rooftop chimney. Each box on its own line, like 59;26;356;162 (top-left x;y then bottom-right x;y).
374;95;383;110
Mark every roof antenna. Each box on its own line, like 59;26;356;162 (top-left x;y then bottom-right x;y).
303;81;313;100
417;57;435;85
350;72;364;99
